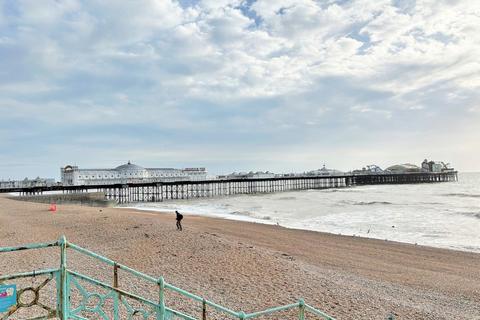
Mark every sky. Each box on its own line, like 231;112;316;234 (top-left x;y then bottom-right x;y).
0;0;479;180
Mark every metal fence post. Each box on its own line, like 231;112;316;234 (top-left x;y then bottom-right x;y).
238;311;246;320
158;276;165;320
202;298;207;320
298;299;305;320
113;263;120;319
59;235;68;320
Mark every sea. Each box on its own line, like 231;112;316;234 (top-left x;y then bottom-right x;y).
126;172;480;253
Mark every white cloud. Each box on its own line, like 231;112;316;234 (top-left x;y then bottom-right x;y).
1;0;479;176
3;0;477;100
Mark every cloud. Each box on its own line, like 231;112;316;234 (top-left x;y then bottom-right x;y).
0;0;479;178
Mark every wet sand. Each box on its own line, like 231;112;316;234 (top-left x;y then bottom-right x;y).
0;196;479;319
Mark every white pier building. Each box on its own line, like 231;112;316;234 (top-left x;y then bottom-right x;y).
61;162;207;186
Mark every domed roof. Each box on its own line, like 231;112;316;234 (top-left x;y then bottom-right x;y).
115;161;146;172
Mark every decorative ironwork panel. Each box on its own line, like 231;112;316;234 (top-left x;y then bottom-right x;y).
68;273;167;320
0;272;58;319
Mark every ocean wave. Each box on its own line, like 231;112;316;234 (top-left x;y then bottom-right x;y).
338;200;393;206
321;189;359;193
354;201;393;205
230;210;271;221
231;210;252;216
443;193;480;198
277;196;297;200
456;211;480;219
421;234;443;238
461;245;480;253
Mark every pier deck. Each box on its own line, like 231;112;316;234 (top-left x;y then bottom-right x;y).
0;172;458;204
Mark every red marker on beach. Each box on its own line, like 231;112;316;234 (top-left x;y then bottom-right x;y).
49;203;57;212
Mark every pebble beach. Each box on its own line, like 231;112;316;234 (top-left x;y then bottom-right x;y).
0;195;479;319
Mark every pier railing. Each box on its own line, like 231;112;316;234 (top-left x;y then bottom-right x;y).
0;236;335;320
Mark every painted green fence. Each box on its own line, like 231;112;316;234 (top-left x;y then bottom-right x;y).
0;236;335;320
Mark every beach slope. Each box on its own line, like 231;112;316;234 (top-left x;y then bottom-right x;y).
0;196;479;319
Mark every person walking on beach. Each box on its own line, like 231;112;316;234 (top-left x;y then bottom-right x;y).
175;210;183;231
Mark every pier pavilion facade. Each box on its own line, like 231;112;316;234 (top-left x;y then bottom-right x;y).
61;162;207;186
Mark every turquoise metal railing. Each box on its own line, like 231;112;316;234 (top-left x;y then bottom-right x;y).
0;236;336;320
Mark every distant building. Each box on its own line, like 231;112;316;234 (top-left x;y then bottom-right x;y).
421;159;453;172
217;171;276;180
386;163;422;174
60;162;207;186
352;165;385;175
306;165;344;176
0;177;56;189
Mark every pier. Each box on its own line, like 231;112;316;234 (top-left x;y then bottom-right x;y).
0;172;458;204
349;171;458;185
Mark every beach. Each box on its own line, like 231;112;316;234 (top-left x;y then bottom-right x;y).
0;195;479;320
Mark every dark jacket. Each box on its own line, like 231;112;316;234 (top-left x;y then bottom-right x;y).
176;211;183;221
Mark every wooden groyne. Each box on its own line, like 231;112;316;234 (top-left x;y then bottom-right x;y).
0;171;457;204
